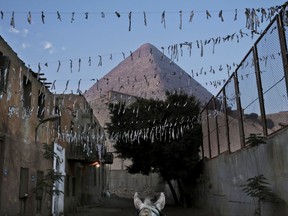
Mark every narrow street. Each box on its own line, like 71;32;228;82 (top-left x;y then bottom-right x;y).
72;194;211;216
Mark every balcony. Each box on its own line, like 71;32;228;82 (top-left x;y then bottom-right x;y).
67;145;99;165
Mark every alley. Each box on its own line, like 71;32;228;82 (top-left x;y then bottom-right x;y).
72;194;211;216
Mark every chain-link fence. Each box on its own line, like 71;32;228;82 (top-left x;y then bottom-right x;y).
201;8;288;159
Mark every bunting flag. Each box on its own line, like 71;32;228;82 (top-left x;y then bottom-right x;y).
57;11;61;21
189;11;195;23
41;11;45;24
179;10;183;30
128;12;132;31
77;79;82;93
27;11;32;24
161;11;166;28
143;11;147;26
70;59;73;73
219;10;224;22
22;42;280;94
78;58;81;72
51;80;56;90
57;60;61;72
98;55;102;66
71;12;75;23
115;11;121;18
234;9;238;21
10;11;15;28
64;80;69;93
206;10;211;19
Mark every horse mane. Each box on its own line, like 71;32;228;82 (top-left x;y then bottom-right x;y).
143;198;152;205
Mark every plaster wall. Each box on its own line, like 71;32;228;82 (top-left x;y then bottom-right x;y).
196;127;288;216
108;170;165;198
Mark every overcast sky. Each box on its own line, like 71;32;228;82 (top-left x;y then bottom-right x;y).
0;0;285;95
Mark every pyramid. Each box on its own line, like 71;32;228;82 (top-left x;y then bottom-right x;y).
84;43;212;126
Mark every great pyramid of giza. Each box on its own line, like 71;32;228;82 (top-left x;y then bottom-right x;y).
84;43;212;126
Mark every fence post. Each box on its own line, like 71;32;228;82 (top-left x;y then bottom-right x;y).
205;108;212;159
253;45;268;136
233;74;245;149
212;98;220;155
277;12;288;97
223;88;231;153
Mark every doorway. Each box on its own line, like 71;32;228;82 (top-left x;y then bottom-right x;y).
51;143;65;216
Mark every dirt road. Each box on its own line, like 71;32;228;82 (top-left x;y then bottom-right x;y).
73;194;211;216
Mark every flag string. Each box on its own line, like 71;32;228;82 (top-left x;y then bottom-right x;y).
1;4;282;32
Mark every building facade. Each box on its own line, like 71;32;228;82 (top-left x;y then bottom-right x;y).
0;36;110;215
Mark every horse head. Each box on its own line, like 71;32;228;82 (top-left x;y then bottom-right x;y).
134;192;165;216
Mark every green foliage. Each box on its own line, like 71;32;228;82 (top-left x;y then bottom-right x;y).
33;143;64;197
34;169;64;197
245;133;266;148
42;143;60;161
241;174;282;203
106;91;203;183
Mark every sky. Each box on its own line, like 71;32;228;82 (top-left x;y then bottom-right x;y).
0;0;286;96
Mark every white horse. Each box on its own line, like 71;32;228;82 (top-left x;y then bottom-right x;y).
134;192;166;216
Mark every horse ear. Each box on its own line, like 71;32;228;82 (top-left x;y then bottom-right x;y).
134;192;144;210
154;192;165;210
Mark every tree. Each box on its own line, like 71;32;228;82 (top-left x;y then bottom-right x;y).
106;92;203;206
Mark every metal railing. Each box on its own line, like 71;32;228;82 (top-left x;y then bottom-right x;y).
201;8;288;159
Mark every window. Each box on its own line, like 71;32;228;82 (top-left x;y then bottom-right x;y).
36;171;44;212
72;177;76;196
0;53;10;94
23;76;32;111
19;167;29;215
54;105;61;133
36;171;44;200
19;167;29;199
37;91;45;119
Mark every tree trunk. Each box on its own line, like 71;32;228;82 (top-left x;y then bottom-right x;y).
166;180;180;206
177;178;187;207
255;199;261;216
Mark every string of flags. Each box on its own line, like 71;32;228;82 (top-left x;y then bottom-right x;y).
30;26;255;75
1;44;281;105
2;5;283;31
5;66;204;143
27;10;280;79
30;47;281;94
109;116;198;144
0;18;282;96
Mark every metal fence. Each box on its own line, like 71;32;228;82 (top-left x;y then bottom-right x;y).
201;9;288;159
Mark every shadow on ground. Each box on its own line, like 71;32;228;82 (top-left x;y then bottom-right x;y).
73;194;211;216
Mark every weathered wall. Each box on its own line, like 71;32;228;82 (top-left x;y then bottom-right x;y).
108;170;165;197
0;36;55;216
0;36;107;216
196;127;288;216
